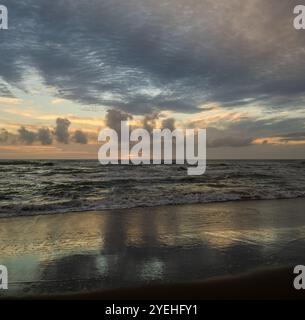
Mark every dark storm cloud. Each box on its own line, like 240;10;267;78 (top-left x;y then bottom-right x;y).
273;132;305;143
55;118;70;144
73;130;88;144
205;116;305;148
225;118;305;139
162;118;176;131
208;136;254;148
18;126;36;144
142;112;159;133
37;127;53;145
1;119;92;145
0;83;13;97
1;0;305;114
0;129;8;143
281;132;305;139
105;109;132;133
0;129;17;145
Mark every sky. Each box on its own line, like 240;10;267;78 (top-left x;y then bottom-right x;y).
1;0;305;159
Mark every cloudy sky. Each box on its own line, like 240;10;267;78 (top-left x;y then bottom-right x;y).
1;0;305;159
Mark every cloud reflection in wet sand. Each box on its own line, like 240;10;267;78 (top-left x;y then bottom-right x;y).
1;199;305;297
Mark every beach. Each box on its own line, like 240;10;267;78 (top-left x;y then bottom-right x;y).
1;0;305;303
1;198;305;299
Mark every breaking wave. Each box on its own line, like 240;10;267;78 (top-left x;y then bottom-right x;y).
0;160;305;217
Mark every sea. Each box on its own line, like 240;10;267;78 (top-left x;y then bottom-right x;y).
0;159;305;217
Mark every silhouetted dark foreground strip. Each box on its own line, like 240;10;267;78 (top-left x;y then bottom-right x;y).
23;267;305;300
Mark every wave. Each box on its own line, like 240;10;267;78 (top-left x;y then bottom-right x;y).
1;190;305;218
0;160;55;166
1;160;305;218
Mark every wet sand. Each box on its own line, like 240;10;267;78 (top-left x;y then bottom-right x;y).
1;198;305;299
27;267;305;300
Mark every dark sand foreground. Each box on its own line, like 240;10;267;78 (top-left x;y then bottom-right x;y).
1;198;305;299
29;267;305;300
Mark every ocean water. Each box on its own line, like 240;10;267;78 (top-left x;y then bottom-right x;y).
0;160;305;217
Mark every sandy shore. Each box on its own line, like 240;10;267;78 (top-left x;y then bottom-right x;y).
1;198;305;299
26;267;305;300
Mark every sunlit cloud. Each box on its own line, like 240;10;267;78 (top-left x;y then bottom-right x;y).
2;107;36;119
0;97;22;105
253;137;305;146
51;98;69;105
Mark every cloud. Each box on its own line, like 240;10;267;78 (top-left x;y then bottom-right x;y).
142;112;159;133
278;132;305;142
162;117;176;131
253;131;305;145
73;130;88;144
37;127;53;145
0;129;9;143
18;126;36;145
55;118;71;144
1;118;92;145
51;98;68;105
0;97;21;105
193;115;305;148
208;137;254;148
0;79;15;98
1;0;305;115
105;109;132;133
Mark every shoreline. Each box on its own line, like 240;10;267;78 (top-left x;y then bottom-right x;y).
1;196;305;220
1;198;305;298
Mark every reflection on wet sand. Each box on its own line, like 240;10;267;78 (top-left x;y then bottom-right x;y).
1;198;305;297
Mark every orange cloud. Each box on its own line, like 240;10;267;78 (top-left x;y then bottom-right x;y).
253;137;305;145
